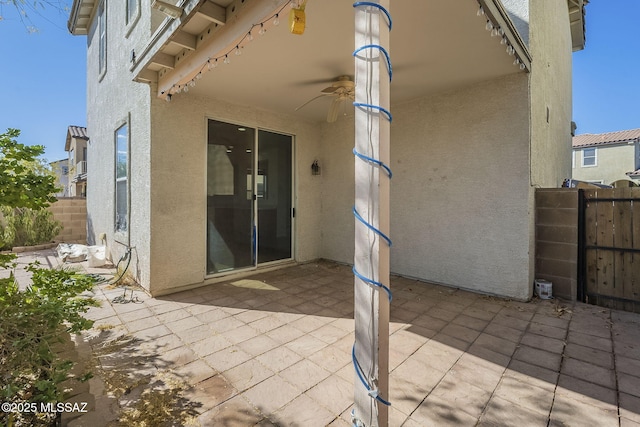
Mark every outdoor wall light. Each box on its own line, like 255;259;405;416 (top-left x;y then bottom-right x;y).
311;160;321;175
152;0;183;19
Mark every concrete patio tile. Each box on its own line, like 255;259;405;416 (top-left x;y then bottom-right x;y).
520;333;566;354
236;334;280;357
182;374;236;414
165;314;205;333
190;334;233;358
279;359;331;393
428;307;459;322
440;323;482;343
561;357;616;389
430;375;491;419
531;312;570;329
221;324;260;344
285;334;329;358
223;359;274;392
556;374;618;408
232;308;270;324
247;315;285;334
305;375;352;416
493;375;554;416
473;332;518;356
155;308;191;323
264;323;306;344
203;345;253;372
192;307;230;323
550;393;619;427
567;329;613;352
504;361;558;391
272;393;337;426
178;325;216;343
466;343;511;369
124;315;161;333
307;344;350;373
513;345;562;371
448;353;505;391
483;321;525;343
410;394;479;427
289;314;333;333
569;315;612;339
196;395;264;426
618;355;640;378
619;373;640;398
452;313;491;331
309;323;350;344
389;356;447;415
617;340;640;360
491;312;531;331
412;338;464;373
243;374;300;415
564;341;614;368
499;306;536;322
172;359;217;384
479;395;548;426
132;324;172;340
209;315;246;333
139;332;183;353
620;393;640;424
256;346;303;373
158;345;198;366
411;313;448;332
527;322;568;340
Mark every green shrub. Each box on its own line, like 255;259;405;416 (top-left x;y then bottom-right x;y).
0;206;62;250
0;263;98;426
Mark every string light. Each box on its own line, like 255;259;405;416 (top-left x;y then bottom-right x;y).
476;1;529;72
166;1;293;97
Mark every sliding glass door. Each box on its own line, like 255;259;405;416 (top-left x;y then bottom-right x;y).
207;120;292;275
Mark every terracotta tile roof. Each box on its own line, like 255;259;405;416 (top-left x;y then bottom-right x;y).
573;128;640;148
67;125;89;140
65;125;89;151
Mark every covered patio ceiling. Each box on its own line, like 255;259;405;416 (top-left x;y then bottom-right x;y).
137;0;529;123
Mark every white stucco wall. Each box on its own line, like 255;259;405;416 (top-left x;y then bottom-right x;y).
529;0;574;188
85;1;153;288
320;73;533;300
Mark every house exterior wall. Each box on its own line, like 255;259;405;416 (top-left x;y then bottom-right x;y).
146;93;323;295
572;144;636;184
320;73;533;300
529;0;574;188
84;0;152;285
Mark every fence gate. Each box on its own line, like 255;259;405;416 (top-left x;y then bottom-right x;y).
580;187;640;313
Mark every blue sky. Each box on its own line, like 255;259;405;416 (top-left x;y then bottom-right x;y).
0;1;637;163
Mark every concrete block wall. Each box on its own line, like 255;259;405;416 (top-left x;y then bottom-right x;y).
50;198;87;244
535;188;579;301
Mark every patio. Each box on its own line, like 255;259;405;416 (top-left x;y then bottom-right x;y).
7;250;640;426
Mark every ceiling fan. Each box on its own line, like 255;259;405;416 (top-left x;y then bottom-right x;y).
295;76;355;123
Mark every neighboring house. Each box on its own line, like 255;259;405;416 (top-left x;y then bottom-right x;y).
49;159;69;197
65;125;89;197
572;128;640;185
68;0;587;300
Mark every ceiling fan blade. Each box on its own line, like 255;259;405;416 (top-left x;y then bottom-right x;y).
321;86;339;94
294;93;331;111
327;98;342;123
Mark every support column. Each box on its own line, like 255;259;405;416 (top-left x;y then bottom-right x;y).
352;1;391;426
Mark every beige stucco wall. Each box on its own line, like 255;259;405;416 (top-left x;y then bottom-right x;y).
321;73;534;300
529;0;574;188
147;92;322;295
572;144;636;185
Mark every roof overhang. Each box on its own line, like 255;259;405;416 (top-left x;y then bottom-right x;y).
568;0;588;51
68;0;98;35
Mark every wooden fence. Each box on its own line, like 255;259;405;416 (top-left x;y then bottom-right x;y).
582;187;640;313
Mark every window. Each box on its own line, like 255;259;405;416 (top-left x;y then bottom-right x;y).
98;1;107;76
115;124;129;233
582;147;596;167
126;0;138;24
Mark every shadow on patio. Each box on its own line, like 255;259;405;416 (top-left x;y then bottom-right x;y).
11;252;639;426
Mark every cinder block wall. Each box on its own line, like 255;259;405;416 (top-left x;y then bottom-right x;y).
50;198;87;244
535;188;579;301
